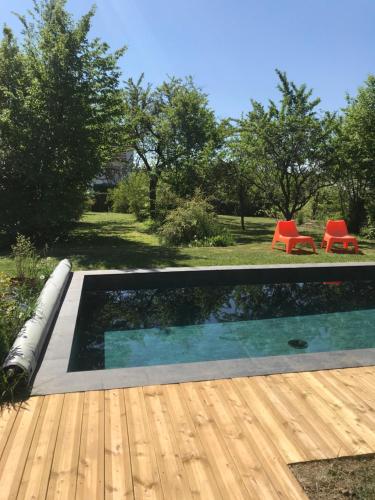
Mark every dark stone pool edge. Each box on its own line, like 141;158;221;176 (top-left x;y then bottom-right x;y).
31;264;375;396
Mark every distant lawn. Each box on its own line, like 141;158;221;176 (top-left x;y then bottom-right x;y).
1;211;375;274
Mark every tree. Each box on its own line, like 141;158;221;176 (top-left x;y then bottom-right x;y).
237;70;337;220
336;76;375;232
0;0;125;242
122;75;220;219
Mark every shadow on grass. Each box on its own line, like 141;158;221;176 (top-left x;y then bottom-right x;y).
221;217;276;245
325;248;365;255
272;245;317;256
50;233;191;269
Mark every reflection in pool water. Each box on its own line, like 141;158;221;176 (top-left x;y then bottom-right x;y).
68;281;375;371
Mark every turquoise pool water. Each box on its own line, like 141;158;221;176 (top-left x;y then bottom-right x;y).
69;280;375;371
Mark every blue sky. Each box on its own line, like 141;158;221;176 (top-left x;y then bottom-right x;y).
1;0;374;118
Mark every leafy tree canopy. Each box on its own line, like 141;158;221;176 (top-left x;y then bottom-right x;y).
237;70;338;220
336;75;375;232
122;75;221;218
0;0;125;243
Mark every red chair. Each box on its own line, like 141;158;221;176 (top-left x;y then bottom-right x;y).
271;220;317;254
321;219;359;253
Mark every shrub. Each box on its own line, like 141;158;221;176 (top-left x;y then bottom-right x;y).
155;182;181;224
107;182;129;213
83;190;95;211
108;172;149;220
296;211;304;225
158;195;230;246
205;231;235;247
11;234;54;282
11;234;39;280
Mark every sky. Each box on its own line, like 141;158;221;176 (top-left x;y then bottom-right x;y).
1;0;374;119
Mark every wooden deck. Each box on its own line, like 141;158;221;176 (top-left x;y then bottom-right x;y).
1;366;375;499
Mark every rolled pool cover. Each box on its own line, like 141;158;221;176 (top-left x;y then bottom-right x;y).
2;259;71;381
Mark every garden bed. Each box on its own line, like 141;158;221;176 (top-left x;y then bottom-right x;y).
290;454;375;499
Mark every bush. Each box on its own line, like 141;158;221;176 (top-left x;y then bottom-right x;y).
155;182;181;224
11;234;39;280
107;182;129;213
83;190;95;212
296;211;304;225
187;230;235;247
108;172;149;220
0;274;39;357
158;195;232;246
205;231;235;247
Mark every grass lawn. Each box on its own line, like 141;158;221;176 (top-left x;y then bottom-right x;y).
1;211;375;274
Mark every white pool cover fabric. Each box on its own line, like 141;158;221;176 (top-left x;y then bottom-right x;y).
2;259;71;380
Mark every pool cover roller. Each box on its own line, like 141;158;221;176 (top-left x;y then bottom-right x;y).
2;259;71;381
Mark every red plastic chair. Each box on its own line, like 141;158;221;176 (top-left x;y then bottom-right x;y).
271;220;317;254
321;219;359;253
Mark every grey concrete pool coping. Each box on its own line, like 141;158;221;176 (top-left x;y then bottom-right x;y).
31;263;375;395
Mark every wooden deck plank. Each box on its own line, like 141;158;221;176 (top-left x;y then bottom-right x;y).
104;389;134;499
282;373;358;463
17;394;64;500
253;375;327;461
270;374;345;459
143;385;193;500
332;369;375;405
315;371;375;448
0;396;43;500
162;384;223;500
0;366;375;500
236;375;307;463
0;405;19;462
76;390;105;500
124;387;163;500
198;379;287;499
230;378;308;500
288;372;370;457
303;372;374;455
46;392;84;500
181;381;253;499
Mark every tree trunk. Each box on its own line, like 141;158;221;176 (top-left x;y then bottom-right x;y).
238;186;245;231
283;208;293;220
149;174;158;220
347;196;366;233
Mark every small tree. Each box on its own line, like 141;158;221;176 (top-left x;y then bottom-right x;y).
122;75;220;219
237;70;337;220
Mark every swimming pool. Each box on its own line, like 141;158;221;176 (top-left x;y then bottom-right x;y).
32;263;375;395
68;279;375;371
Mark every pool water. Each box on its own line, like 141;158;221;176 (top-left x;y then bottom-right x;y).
68;281;375;371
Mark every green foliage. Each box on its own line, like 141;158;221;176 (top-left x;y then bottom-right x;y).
155;181;181;224
304;186;344;222
108;182;129;213
336;75;375;232
122;75;221;218
195;231;235;247
0;270;39;405
11;234;39;280
296;212;304;225
158;195;224;246
237;70;337;220
0;235;54;402
83;190;95;212
109;172;149;220
0;0;125;243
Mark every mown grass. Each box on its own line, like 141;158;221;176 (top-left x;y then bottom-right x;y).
1;211;374;274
